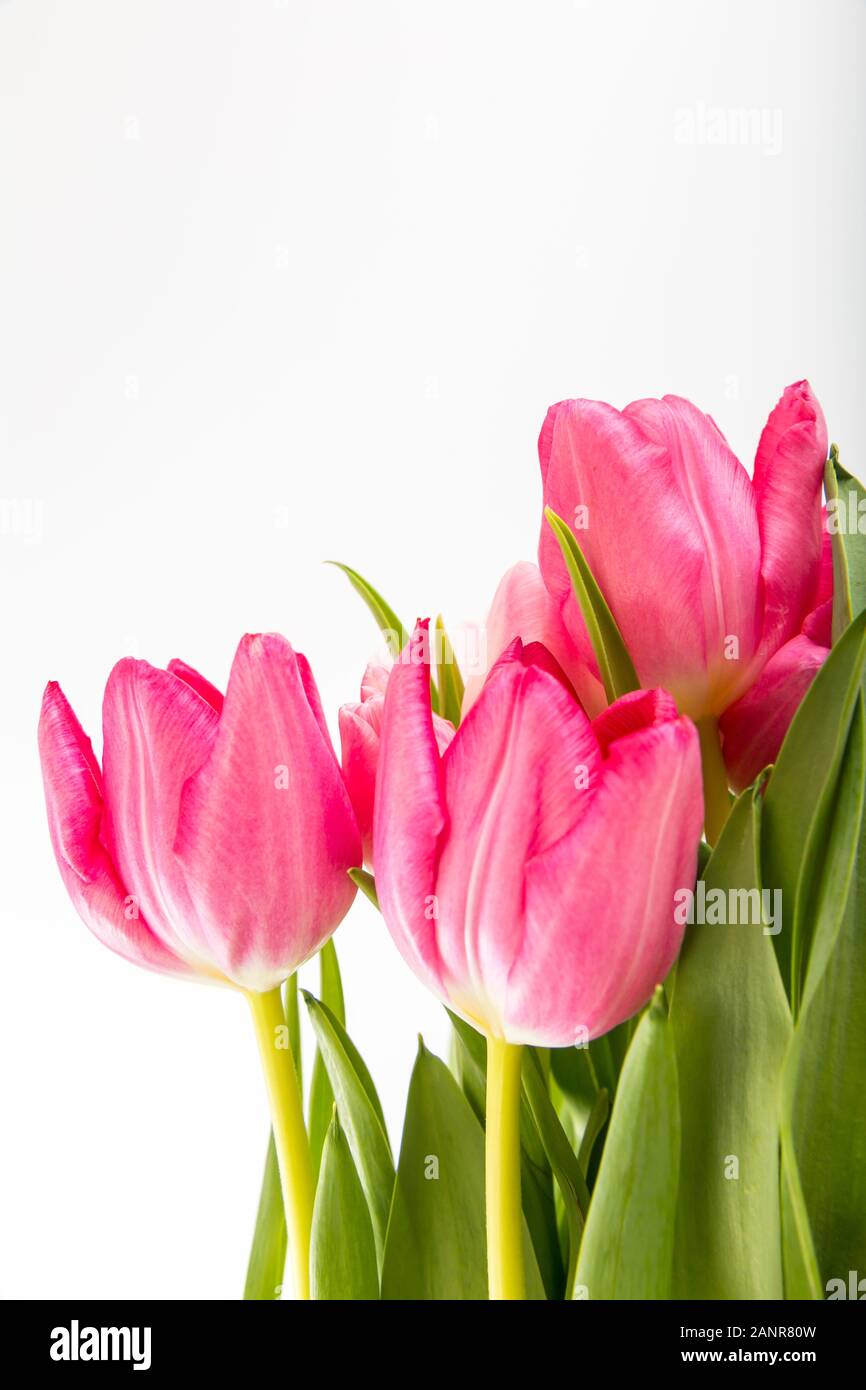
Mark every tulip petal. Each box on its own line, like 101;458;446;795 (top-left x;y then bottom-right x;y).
175;634;360;990
38;682;188;976
752;381;828;652
538;398;760;715
435;646;601;1034
167;657;224;713
102;659;220;969
511;706;702;1045
719;633;829;792
463;561;603;717
373;622;449;999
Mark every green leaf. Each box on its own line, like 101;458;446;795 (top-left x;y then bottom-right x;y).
544;506;639;702
308;941;346;1179
434;615;465;726
761;607;866;999
326;561;409;656
348;866;379;909
825;446;866;634
780;696;866;1296
380;1040;545;1300
521;1049;590;1299
446;1012;564;1297
242;1134;286;1301
303;992;394;1272
670;787;791;1299
310;1109;379;1300
576;989;679;1300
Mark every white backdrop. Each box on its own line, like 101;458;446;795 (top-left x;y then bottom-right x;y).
2;0;863;1298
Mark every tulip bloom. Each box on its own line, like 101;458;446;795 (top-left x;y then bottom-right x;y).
536;381;831;817
39;633;361;1299
374;621;702;1297
339;661;455;866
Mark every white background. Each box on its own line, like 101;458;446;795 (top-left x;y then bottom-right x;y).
1;0;863;1298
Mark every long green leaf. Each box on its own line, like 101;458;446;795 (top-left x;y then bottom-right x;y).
781;696;866;1296
522;1049;590;1299
303;993;394;1272
308;941;346;1179
671;787;791;1299
310;1109;379;1300
326;561;409;656
242;1134;287;1301
761;607;866;998
544;506;639;702
434;615;465;726
825;446;866;636
380;1041;545;1300
575;989;679;1300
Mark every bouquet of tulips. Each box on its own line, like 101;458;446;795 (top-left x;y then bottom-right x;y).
39;381;866;1301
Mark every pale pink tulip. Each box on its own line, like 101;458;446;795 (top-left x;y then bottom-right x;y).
374;622;702;1046
536;381;830;787
339;661;454;867
39;634;361;990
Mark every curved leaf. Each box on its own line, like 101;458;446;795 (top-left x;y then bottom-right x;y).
576;989;679;1300
671;788;791;1299
303;992;394;1272
310;1110;379;1300
544;506;639;702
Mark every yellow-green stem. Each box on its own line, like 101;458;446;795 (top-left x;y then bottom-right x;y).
485;1037;525;1301
696;716;732;847
246;986;315;1301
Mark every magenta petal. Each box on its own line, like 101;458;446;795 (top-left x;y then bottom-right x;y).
719;632;829;792
435;651;600;1032
101;659;220;969
38;683;189;977
510;707;702;1044
373;622;450;999
463;562;603;717
752;381;828;654
167;658;225;714
175;634;360;990
538;397;760;716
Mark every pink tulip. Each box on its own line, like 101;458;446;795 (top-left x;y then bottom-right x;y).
373;622;703;1046
537;381;830;789
39;634;361;991
339;661;455;866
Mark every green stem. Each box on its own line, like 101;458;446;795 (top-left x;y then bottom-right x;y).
246;986;315;1301
485;1037;525;1300
696;716;732;848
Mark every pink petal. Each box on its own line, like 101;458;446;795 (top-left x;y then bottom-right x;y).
175;634;360;990
167;658;224;714
434;644;601;1033
719;632;829;792
341;660;454;867
508;703;702;1044
38;682;189;977
101;659;220;970
538;396;762;717
752;381;828;654
339;697;383;866
462;562;604;718
373;621;450;999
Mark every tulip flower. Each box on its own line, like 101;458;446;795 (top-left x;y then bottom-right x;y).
536;380;830;839
38;633;361;1299
374;621;703;1298
339;661;455;866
